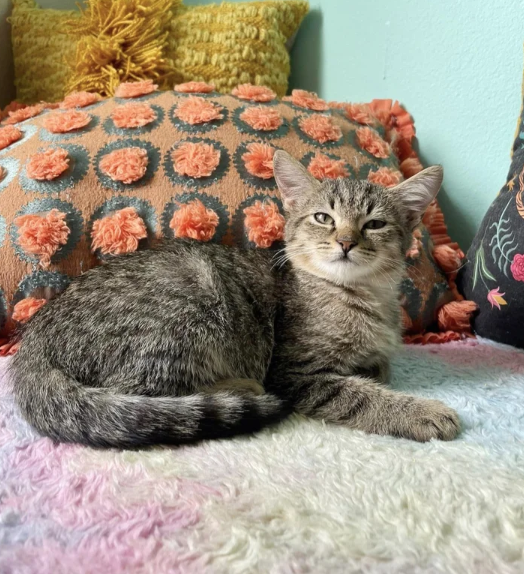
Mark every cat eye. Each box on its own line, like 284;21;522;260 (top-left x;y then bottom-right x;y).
363;220;387;230
314;212;334;225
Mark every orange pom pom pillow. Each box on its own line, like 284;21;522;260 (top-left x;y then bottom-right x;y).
0;82;469;346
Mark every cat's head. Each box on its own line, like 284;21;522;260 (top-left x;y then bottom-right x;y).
273;151;443;286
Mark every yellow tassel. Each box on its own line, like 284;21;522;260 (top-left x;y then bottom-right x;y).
64;0;180;97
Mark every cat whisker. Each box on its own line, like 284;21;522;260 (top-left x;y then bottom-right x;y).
272;247;321;269
371;267;395;291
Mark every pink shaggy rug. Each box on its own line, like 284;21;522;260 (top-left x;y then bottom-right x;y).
1;340;524;574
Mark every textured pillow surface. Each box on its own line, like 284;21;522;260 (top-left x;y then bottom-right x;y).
0;83;458;341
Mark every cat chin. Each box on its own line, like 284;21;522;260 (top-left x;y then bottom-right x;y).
307;254;401;289
291;253;396;288
309;257;373;286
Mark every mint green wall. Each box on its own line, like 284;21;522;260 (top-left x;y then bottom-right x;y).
290;1;524;248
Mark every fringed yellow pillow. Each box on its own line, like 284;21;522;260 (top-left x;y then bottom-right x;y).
9;0;309;104
65;0;178;97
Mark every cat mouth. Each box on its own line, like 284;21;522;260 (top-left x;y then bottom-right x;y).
330;255;354;265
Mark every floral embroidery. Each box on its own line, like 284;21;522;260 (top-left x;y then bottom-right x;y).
516;166;524;219
472;191;522;309
473;244;495;290
488;196;517;276
472;242;505;309
510;253;524;281
487;287;507;310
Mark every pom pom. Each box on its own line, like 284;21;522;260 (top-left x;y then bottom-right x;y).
243;200;285;248
356;127;390;158
174;97;223;125
437;301;477;333
433;244;465;275
400;157;424;178
232;84;276;103
169;199;219;242
99;147;148;184
240;106;283;131
61;91;101;109
171;142;221;178
114;80;158;98
175;81;215;93
12;297;47;323
343;103;374;125
111;102;157;128
283;89;328;111
43;110;91;133
299;115;342;144
406;228;423;259
367;167;403;187
0;125;22;150
308;153;349;179
26;148;69;181
242;143;276;179
0;101;27;122
14;209;70;268
91;207;147;255
4;104;44;125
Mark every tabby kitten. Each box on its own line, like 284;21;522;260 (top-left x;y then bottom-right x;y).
11;151;460;447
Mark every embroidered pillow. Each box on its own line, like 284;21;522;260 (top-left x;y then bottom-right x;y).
458;87;524;348
0;83;468;350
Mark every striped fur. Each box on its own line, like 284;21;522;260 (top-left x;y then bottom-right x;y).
11;153;459;447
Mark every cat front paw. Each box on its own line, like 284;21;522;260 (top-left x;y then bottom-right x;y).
399;398;460;442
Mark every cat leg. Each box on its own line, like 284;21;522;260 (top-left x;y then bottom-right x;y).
355;356;391;385
291;373;460;442
206;379;265;396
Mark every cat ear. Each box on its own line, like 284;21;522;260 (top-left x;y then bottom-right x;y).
392;165;443;229
273;150;320;211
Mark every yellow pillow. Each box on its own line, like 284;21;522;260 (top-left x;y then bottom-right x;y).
9;0;309;104
9;0;78;104
167;1;309;97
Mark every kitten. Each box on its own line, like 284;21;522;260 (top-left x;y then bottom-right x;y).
11;151;460;447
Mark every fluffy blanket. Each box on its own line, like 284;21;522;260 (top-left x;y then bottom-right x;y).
1;340;524;574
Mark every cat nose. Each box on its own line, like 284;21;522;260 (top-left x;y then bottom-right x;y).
337;239;356;255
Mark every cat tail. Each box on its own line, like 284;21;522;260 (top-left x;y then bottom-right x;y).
10;355;290;448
